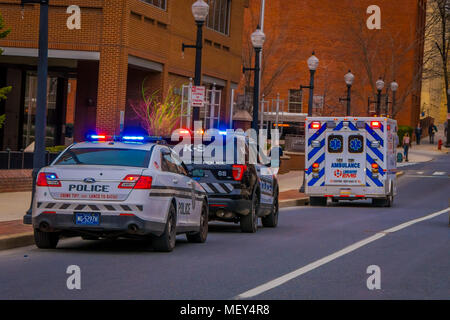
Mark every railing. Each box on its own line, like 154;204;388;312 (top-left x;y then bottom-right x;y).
0;150;60;170
284;134;305;152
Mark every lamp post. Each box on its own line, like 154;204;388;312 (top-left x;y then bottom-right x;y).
339;70;355;116
243;26;265;131
22;0;49;225
182;0;209;125
375;78;385;116
447;88;450;147
300;52;319;116
390;80;398;116
299;52;319;194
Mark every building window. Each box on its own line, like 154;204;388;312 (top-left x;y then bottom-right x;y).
206;0;231;35
141;0;167;10
288;89;302;113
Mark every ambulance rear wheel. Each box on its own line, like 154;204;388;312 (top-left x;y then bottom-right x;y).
310;196;327;206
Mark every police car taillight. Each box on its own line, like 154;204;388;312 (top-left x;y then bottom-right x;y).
370;121;381;129
37;172;61;187
311;122;321;130
118;175;152;189
232;164;247;181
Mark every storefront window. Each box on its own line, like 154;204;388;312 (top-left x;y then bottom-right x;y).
206;0;231;35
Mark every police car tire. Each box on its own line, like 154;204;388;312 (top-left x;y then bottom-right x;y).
310;197;327;206
262;191;278;228
152;203;177;252
34;229;59;249
186;202;209;243
240;189;259;233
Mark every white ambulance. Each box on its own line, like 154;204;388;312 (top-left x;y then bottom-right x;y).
304;117;398;207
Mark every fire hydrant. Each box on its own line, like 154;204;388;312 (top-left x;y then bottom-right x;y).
438;139;443;150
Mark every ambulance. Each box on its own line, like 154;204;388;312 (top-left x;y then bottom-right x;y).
304;117;398;207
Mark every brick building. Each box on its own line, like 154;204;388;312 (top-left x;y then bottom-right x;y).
240;0;426;128
0;0;247;150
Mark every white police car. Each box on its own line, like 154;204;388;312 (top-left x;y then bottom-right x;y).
32;134;208;252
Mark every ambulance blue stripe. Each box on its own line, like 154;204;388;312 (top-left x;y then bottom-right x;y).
307;139;325;160
366;139;384;162
365;124;384;147
306;153;325;175
367;170;383;187
308;168;325;186
308;122;328;146
366;153;385;176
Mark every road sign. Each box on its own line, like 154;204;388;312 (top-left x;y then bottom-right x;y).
191;86;206;107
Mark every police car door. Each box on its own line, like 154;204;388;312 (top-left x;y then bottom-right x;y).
325;130;365;186
160;148;191;226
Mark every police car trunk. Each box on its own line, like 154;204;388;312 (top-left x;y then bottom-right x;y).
305;117;397;201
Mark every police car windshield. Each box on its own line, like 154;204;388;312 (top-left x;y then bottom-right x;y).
54;148;151;168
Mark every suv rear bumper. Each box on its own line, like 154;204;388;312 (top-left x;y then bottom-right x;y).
32;213;166;237
208;197;252;216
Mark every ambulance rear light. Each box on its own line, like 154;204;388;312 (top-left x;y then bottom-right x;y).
370;141;381;148
37;172;61;187
119;175;152;189
371;163;379;169
311;122;321;130
326;121;336;129
311;140;321;148
312;163;320;169
232;164;247;181
370;121;381;129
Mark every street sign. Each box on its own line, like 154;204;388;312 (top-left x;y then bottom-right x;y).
191;86;206;107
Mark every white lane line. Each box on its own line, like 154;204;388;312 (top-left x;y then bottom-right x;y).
234;207;450;300
432;171;446;176
416;171;424;175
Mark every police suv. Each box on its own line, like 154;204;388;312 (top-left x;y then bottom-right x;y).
172;131;280;233
305;117;398;207
31;135;209;252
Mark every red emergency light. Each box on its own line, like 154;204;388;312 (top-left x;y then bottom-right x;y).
370;121;381;129
311;122;321;130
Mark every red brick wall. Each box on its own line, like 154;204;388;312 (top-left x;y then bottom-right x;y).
240;0;426;127
0;169;32;193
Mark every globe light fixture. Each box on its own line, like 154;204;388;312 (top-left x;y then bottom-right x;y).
307;52;319;71
251;27;265;49
191;0;209;22
344;70;355;86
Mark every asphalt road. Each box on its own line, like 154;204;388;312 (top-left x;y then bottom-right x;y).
0;153;448;300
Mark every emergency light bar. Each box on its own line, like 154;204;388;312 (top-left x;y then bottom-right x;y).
85;133;164;143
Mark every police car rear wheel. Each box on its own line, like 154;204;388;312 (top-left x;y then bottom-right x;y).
34;229;59;249
186;202;208;243
262;192;278;228
152;203;176;252
240;190;259;233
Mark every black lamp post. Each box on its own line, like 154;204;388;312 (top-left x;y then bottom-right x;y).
299;52;319;194
375;78;385;116
243;26;265;131
182;0;209;126
22;0;49;225
339;70;355;116
300;52;319;116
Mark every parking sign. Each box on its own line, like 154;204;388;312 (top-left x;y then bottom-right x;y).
191;86;206;107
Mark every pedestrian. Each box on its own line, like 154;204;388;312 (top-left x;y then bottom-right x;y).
402;133;411;162
414;123;422;145
428;122;438;144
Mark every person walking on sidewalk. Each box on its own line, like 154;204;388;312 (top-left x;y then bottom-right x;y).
414;123;422;145
403;133;411;162
428;122;438;144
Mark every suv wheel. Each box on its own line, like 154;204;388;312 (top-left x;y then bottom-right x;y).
186;201;208;243
262;190;278;228
240;189;259;233
152;203;177;252
34;229;59;249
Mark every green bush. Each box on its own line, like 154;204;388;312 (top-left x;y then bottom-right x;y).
46;145;67;153
0;114;5;129
397;125;413;146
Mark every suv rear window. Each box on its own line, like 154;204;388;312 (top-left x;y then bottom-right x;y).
53;148;151;168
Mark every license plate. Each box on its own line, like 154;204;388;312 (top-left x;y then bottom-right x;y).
74;212;100;225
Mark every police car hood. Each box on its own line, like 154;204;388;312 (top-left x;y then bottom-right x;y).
44;165;145;201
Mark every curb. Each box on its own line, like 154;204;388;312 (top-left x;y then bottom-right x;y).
0;232;34;251
280;197;309;208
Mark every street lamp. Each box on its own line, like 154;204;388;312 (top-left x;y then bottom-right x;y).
339;70;355;116
182;0;209;126
375;77;385;116
21;0;49;225
243;26;265;131
300;52;319;116
390;80;398;116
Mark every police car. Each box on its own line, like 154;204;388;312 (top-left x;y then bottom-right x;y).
305;117;398;207
172;131;280;233
31;134;209;252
